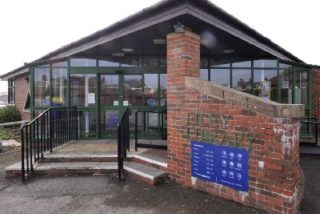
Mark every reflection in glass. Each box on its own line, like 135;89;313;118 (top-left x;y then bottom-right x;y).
99;60;119;67
232;61;251;68
279;69;293;104
70;58;96;67
124;75;143;106
160;74;167;106
253;70;277;101
100;75;119;106
295;70;308;105
79;111;96;138
34;68;50;107
70;74;97;106
100;111;119;136
52;68;68;106
144;74;158;106
232;69;251;93
52;61;68;67
253;60;277;68
211;69;230;87
200;69;209;81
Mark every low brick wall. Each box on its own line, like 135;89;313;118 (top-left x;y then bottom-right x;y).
167;31;304;213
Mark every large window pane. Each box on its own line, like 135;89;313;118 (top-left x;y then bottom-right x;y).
100;75;119;106
210;69;230;87
253;60;277;68
79;111;96;138
253;70;277;101
279;69;293;104
70;74;97;106
52;68;68;106
144;74;158;106
200;69;209;81
124;75;143;106
232;69;251;93
232;61;251;68
295;70;308;105
34;68;50;107
70;58;96;67
99;60;120;67
100;111;119;136
160;74;167;106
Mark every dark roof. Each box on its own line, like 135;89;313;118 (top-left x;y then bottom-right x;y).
0;0;314;79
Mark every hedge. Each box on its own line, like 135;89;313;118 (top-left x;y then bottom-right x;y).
0;106;21;123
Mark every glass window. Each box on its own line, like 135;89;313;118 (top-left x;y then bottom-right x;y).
34;68;50;107
295;70;308;105
79;111;97;138
232;61;251;68
100;110;119;136
70;58;96;67
200;59;209;67
8;79;15;104
52;61;68;67
211;69;230;87
232;69;251;93
100;75;119;106
160;74;167;106
70;74;97;107
200;69;209;81
279;69;293;104
99;60;120;67
52;68;68;106
253;70;278;101
253;60;277;68
144;74;158;106
124;75;143;106
280;63;293;69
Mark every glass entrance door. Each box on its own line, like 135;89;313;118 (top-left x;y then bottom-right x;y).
70;74;97;138
100;74;121;138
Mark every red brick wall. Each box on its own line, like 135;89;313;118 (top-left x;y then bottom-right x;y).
312;68;320;119
167;31;302;213
13;73;30;120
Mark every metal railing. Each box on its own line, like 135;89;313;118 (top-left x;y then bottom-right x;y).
135;109;167;151
21;106;78;182
117;108;130;179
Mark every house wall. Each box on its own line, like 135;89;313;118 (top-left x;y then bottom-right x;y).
312;68;320;119
166;30;304;213
14;73;30;120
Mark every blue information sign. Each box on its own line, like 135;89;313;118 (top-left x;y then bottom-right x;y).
191;141;249;192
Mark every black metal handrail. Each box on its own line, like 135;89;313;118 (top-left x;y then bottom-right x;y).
135;109;167;151
117;108;130;179
21;106;78;182
300;117;320;145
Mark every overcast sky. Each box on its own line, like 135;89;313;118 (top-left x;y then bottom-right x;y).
0;0;319;92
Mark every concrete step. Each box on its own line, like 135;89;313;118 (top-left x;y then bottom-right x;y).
5;161;118;177
131;153;167;171
124;162;168;185
6;161;168;185
42;152;118;163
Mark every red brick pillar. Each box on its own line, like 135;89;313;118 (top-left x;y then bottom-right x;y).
166;31;200;185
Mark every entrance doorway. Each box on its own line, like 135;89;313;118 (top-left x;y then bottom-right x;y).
70;68;167;140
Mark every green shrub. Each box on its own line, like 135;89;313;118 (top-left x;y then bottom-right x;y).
0;106;21;123
0;128;19;140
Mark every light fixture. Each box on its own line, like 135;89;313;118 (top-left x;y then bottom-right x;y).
174;22;185;33
153;39;166;45
112;52;125;57
223;49;235;54
122;48;134;53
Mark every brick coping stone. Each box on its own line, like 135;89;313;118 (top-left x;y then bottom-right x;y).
185;77;305;119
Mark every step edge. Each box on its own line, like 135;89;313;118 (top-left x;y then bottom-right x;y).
132;154;168;168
